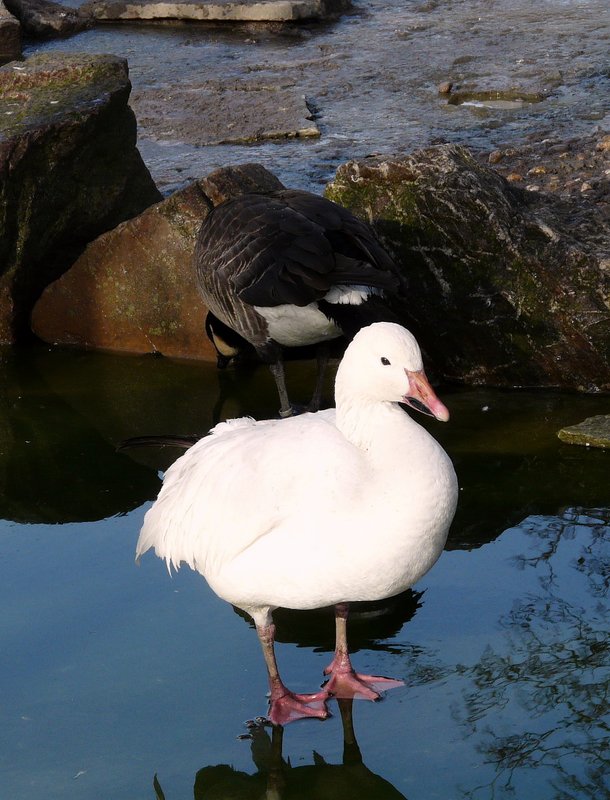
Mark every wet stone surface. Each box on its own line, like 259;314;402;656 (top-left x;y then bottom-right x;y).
3;0;90;39
131;79;319;145
0;3;21;63
480;130;610;215
81;0;351;22
558;415;610;449
26;0;610;196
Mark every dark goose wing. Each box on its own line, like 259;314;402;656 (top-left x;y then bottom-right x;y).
196;191;403;312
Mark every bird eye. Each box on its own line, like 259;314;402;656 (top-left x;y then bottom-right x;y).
380;357;391;366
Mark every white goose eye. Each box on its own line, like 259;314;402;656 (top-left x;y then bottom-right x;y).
380;357;391;366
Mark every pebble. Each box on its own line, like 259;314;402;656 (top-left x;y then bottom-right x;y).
596;135;610;152
438;81;453;94
480;131;610;211
488;149;504;164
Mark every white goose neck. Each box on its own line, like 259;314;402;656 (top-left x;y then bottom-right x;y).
335;394;415;452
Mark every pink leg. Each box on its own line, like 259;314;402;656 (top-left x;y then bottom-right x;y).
257;622;330;726
323;604;404;700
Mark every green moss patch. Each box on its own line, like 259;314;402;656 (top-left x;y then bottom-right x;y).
558;415;610;448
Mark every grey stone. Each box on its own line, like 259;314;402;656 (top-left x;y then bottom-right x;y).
131;81;319;146
0;52;162;343
326;144;610;392
82;0;350;22
558;415;610;448
4;0;90;37
0;2;20;64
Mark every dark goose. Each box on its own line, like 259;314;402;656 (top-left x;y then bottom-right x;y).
195;189;406;416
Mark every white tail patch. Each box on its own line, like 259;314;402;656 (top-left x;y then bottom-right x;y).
324;285;382;305
255;303;342;346
255;286;381;347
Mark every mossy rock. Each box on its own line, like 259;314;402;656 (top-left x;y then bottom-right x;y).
326;145;610;392
558;415;610;449
0;52;161;343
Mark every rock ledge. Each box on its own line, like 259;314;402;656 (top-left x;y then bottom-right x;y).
83;0;351;22
558;415;610;449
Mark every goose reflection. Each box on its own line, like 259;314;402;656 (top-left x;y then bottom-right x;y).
235;588;423;653
0;347;158;523
155;699;407;800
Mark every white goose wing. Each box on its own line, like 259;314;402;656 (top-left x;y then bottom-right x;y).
135;409;362;578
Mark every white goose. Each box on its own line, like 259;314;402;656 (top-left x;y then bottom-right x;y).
136;323;458;725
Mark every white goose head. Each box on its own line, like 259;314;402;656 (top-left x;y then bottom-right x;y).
335;322;449;421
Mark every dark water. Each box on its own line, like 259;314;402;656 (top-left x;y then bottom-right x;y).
1;345;609;799
26;0;610;194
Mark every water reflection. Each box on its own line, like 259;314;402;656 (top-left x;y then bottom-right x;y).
2;343;610;543
242;589;423;653
440;392;610;550
155;700;407;800
453;508;610;799
0;347;158;523
1;417;608;800
148;507;609;800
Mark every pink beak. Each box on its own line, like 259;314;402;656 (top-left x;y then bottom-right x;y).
403;369;450;422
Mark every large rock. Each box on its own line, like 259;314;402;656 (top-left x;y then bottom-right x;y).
4;0;90;38
0;3;20;64
83;0;351;23
31;163;284;359
326;145;610;392
0;52;162;343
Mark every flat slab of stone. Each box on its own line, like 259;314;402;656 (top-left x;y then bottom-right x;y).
558;415;610;448
131;81;319;146
83;0;350;22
